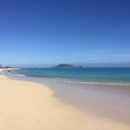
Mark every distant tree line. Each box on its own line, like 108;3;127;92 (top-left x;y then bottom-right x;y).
0;65;13;69
0;64;2;68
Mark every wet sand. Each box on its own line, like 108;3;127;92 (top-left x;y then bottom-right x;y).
0;70;130;129
51;81;130;125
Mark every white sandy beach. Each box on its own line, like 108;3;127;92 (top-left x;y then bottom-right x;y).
0;69;130;130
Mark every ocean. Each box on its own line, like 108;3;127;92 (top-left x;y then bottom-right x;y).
11;67;130;86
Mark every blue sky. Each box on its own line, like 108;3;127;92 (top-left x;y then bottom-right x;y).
0;0;130;67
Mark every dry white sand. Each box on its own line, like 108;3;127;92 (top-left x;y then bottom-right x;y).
0;73;130;130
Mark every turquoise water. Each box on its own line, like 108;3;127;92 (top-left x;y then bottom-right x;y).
11;68;130;85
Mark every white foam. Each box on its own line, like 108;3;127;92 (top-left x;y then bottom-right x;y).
14;74;26;77
56;79;130;86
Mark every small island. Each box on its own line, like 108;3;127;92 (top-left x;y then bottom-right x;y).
52;64;82;68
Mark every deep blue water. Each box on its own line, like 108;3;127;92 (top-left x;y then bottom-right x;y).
11;68;130;85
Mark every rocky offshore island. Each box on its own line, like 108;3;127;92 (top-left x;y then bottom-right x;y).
52;64;82;68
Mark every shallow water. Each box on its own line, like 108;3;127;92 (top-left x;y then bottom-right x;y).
11;68;130;86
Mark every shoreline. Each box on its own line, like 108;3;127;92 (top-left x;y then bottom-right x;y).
0;69;130;129
10;67;130;87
